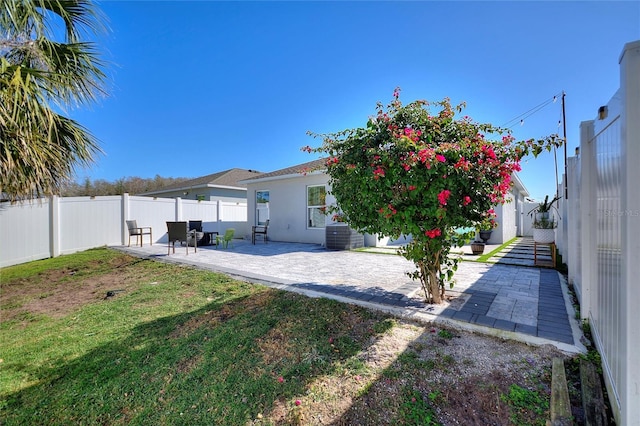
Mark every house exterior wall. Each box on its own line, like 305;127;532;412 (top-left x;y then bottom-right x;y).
246;171;529;246
490;193;516;244
484;185;530;245
245;172;333;244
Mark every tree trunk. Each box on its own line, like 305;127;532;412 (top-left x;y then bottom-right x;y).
429;269;442;304
418;261;443;304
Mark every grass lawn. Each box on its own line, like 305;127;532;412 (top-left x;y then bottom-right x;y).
1;248;561;425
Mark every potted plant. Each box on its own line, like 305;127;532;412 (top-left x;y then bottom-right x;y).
470;240;485;255
476;210;498;244
528;195;560;222
529;195;560;243
478;218;497;243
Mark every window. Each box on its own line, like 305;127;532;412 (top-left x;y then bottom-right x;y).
256;190;269;225
307;185;326;228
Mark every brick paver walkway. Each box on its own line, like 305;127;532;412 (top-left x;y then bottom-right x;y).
119;237;580;351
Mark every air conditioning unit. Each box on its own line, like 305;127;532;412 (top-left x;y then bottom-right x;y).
325;224;364;250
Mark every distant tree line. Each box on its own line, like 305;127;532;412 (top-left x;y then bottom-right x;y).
60;175;189;197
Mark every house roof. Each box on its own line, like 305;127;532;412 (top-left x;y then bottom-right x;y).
239;158;327;184
142;168;263;195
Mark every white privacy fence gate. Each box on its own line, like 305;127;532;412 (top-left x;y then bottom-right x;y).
0;194;247;268
560;40;640;426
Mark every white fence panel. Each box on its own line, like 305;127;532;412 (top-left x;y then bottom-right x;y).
181;199;219;235
58;196;123;254
0;194;249;267
221;202;247;222
521;201;538;236
592;104;624;415
569;40;640;425
0;200;51;267
220;202;248;237
128;196;178;244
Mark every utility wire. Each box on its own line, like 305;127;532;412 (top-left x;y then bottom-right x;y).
501;92;563;129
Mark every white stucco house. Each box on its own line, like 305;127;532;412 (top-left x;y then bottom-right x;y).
240;159;333;245
487;173;530;244
241;159;530;246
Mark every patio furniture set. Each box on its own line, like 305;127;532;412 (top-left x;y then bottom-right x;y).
126;219;269;255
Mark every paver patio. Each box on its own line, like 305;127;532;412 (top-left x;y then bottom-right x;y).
118;237;583;353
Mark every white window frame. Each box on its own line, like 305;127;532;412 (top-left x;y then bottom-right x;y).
256;190;270;225
307;185;326;229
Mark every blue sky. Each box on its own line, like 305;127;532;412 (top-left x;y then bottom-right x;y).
71;1;639;201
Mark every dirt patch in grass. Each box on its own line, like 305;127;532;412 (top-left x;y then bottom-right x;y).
168;291;275;339
0;256;143;323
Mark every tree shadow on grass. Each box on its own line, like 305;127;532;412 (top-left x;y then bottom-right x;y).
2;290;395;425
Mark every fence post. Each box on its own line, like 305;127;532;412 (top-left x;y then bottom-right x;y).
122;193;129;245
619;40;640;426
566;156;580;287
49;195;60;258
579;120;596;321
175;197;182;221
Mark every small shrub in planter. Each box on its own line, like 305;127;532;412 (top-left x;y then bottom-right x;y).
533;217;556;243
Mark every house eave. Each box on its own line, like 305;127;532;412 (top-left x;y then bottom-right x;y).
240;169;327;185
511;173;530;198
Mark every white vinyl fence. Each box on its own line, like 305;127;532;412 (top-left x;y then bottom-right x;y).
561;40;640;426
0;194;247;268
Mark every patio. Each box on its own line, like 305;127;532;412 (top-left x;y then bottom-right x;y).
117;237;584;354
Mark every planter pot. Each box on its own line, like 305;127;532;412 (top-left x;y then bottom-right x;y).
479;230;493;243
533;228;555;244
470;241;485;255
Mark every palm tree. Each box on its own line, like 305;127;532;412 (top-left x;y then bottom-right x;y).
0;0;108;201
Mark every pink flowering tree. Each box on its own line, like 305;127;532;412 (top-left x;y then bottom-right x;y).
305;88;561;304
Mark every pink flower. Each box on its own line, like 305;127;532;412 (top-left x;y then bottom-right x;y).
454;157;470;171
373;166;385;179
409;185;417;191
463;196;472;206
436;154;446;163
402;163;411;171
278;376;284;383
295;400;301;406
437;189;451;206
425;228;442;239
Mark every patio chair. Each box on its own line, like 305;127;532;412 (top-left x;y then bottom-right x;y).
252;219;269;244
187;220;204;247
216;228;235;249
126;220;152;247
166;221;195;255
188;220;203;232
